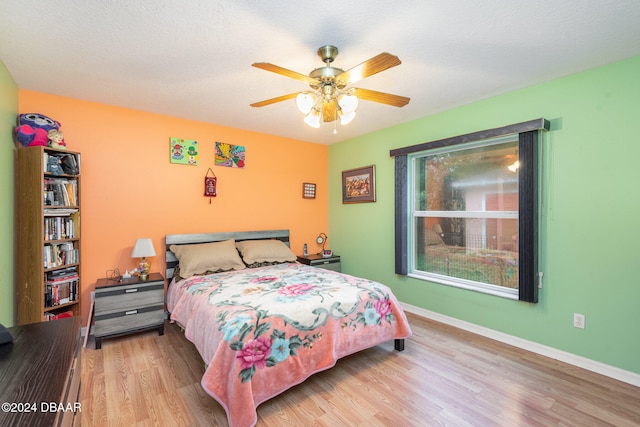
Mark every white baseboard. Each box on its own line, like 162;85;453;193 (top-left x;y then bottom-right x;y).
401;303;640;388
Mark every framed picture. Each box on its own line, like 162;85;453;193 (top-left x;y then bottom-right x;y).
170;137;199;165
342;165;376;204
215;142;245;168
302;182;316;199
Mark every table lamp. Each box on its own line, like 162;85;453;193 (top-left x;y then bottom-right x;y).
131;238;156;280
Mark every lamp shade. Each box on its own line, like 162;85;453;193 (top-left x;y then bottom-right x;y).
131;238;156;258
303;109;321;128
296;92;316;115
339;110;356;125
338;94;358;114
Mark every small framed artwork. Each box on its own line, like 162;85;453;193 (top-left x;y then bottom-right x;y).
215;142;245;168
342;165;376;204
302;182;316;199
170;137;199;165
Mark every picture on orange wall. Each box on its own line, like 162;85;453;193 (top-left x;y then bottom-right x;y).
170;137;199;165
215;142;245;168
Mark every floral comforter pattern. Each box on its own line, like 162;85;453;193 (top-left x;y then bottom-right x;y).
167;263;412;427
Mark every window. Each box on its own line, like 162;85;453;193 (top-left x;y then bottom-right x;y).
410;136;519;297
390;119;549;302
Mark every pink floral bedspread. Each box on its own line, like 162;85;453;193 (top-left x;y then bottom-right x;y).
167;263;412;427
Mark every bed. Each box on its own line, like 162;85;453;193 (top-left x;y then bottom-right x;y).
165;230;412;427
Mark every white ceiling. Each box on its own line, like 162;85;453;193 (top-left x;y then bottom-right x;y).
1;1;640;145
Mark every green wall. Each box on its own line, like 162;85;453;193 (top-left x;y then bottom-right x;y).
0;59;17;326
329;55;640;374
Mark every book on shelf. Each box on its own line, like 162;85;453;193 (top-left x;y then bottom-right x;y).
65;182;75;205
46;267;79;307
44;242;78;268
44;178;77;207
47;272;79;283
44;215;77;240
45;309;75;321
47;266;78;278
44;208;78;216
45;279;78;307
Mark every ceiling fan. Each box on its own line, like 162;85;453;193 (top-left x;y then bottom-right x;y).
250;45;410;128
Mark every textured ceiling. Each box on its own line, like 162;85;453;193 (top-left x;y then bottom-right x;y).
1;1;640;144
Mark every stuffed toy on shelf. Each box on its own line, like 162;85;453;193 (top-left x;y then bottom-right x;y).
47;129;66;149
47;156;64;175
15;113;62;147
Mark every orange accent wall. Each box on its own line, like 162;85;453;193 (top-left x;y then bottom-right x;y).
19;90;328;323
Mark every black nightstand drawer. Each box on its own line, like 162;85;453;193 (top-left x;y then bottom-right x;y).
95;305;165;337
297;254;341;272
95;281;164;314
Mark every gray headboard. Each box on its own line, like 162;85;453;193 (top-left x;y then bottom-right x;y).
165;229;291;281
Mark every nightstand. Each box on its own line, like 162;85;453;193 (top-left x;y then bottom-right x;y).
94;272;165;349
297;254;341;272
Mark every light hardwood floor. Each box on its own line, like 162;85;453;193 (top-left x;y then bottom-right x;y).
81;313;640;426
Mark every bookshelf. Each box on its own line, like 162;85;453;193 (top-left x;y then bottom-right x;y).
16;146;82;325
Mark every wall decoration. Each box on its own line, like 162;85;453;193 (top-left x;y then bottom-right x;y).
342;165;376;204
302;183;316;199
215;142;245;168
204;168;217;203
170;137;199;165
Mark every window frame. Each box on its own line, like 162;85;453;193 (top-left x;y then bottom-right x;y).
390;119;549;303
409;135;520;298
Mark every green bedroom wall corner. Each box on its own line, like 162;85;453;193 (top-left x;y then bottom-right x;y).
0;58;18;327
328;55;640;375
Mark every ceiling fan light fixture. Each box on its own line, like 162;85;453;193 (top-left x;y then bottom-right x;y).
304;109;321;128
296;92;316;115
251;45;409;129
338;94;358;114
339;110;356;125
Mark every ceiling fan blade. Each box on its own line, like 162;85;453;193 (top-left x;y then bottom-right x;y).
252;63;318;85
351;88;410;107
322;100;338;123
336;53;401;86
250;92;300;108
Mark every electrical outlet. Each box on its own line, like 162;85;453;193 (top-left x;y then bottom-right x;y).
573;313;586;329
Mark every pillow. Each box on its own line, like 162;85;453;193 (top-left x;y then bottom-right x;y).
235;239;297;265
170;239;245;277
425;229;445;246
